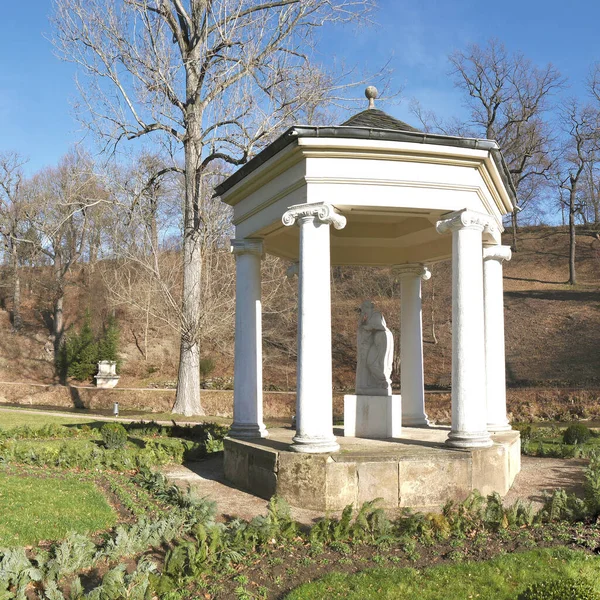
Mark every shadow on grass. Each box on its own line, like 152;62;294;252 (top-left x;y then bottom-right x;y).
505;289;600;302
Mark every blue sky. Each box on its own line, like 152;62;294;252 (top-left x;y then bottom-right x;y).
1;0;599;174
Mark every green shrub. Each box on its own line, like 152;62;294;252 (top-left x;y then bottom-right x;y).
518;577;599;599
199;357;215;379
563;423;591;445
514;423;533;441
584;454;600;516
101;422;128;449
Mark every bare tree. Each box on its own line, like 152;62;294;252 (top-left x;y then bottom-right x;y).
555;99;600;285
27;149;108;363
447;39;564;250
102;156;184;361
580;160;600;225
52;0;376;415
0;152;29;332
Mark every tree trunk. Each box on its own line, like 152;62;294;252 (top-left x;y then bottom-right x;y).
52;252;66;357
172;220;203;415
569;187;577;285
10;240;22;332
53;293;65;358
511;210;519;252
172;108;204;416
148;195;159;252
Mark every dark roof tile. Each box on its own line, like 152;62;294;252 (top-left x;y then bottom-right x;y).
340;109;421;132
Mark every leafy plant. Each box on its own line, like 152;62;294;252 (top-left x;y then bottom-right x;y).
538;489;588;523
101;423;128;450
0;547;42;600
43;532;97;582
504;499;535;528
86;558;155;600
483;492;508;531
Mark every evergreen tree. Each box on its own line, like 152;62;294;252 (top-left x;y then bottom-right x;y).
98;314;121;371
57;310;99;382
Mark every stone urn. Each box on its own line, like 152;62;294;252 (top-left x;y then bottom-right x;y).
95;361;120;389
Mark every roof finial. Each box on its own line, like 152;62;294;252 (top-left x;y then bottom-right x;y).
365;85;378;109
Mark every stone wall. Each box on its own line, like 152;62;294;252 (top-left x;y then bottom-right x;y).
0;382;598;423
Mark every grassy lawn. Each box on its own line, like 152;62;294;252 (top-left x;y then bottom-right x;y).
0;409;93;428
0;471;117;547
0;406;235;427
285;548;600;600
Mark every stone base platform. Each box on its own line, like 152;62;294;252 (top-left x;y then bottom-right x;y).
224;427;521;512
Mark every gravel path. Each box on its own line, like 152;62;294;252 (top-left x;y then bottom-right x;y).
0;405;199;426
162;459;330;525
504;456;587;510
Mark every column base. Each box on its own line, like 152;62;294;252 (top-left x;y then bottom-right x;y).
402;414;431;428
229;422;269;439
487;422;512;433
446;430;493;449
290;434;340;454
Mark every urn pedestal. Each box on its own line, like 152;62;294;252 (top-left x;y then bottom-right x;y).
95;361;120;389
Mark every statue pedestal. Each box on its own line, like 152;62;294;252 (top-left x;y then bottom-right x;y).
343;394;402;439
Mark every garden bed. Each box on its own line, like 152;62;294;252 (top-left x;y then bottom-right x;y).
2;412;600;599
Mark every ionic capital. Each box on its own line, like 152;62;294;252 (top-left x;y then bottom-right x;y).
231;238;263;257
483;244;512;263
436;209;498;237
393;264;431;281
282;202;346;230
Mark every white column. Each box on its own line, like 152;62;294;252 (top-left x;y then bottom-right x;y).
483;244;512;432
393;264;431;427
282;203;346;453
436;210;493;449
230;239;267;438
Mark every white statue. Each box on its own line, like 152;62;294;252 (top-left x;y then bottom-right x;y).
355;300;394;396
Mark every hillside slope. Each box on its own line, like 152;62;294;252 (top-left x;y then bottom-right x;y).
0;226;598;390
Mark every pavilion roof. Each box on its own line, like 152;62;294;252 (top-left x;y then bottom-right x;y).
215;109;517;209
340;108;421;132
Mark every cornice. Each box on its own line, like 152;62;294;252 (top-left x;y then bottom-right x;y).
221;138;515;221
